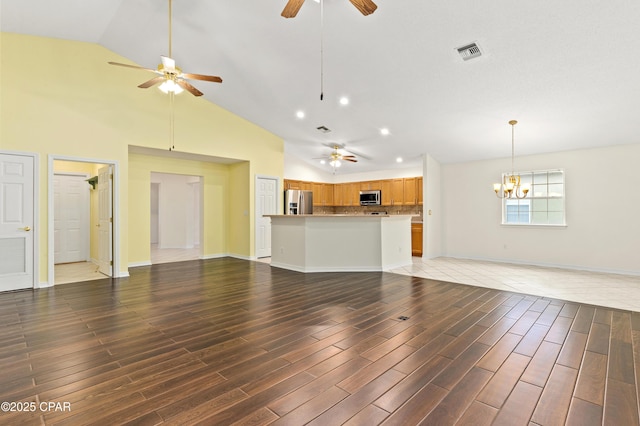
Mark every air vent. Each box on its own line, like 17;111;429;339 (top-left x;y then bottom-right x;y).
316;126;331;133
457;42;482;61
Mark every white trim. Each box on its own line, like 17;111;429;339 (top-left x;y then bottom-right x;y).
128;261;152;268
200;253;229;260
0;150;39;290
254;174;280;259
227;253;253;261
270;262;384;273
48;155;124;286
443;255;640;277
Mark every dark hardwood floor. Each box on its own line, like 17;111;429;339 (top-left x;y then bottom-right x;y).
1;258;639;425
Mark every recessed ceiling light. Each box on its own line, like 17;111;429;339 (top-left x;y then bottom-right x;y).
396;157;403;163
296;110;305;119
380;128;390;136
339;97;349;105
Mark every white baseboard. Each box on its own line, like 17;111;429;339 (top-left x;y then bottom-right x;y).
443;255;640;277
128;261;152;268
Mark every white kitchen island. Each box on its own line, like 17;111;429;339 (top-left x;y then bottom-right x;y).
265;215;414;273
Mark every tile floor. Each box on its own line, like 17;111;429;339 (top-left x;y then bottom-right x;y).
389;257;640;312
54;261;110;285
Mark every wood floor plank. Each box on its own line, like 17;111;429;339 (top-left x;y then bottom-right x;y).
565;397;603;426
556;330;588;369
476;352;531;408
531;364;578;425
491;381;543;426
574;350;607;406
603;378;640;425
0;258;637;425
420;367;492;425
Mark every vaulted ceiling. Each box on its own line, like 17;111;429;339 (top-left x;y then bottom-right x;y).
2;0;640;173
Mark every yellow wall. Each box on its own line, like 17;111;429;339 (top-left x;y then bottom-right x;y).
1;33;284;284
128;153;235;264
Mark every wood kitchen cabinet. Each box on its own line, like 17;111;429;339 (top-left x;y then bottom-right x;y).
389;179;404;206
411;222;423;256
381;179;404;206
333;183;344;206
380;180;392;205
404;178;417;205
284;179;301;190
312;182;334;206
286;176;422;207
347;182;360;206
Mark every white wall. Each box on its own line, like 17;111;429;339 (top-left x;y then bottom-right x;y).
424;154;442;259
284;152;423;183
441;144;640;274
151;172;202;249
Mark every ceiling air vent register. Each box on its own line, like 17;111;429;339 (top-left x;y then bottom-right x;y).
457;43;482;61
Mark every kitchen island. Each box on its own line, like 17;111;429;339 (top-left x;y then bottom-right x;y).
265;215;414;273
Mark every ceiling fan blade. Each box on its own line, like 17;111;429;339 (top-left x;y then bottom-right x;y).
343;158;358;162
161;56;176;71
281;0;305;18
182;73;223;83
138;76;166;88
348;0;377;15
342;155;357;159
177;79;204;97
108;62;157;73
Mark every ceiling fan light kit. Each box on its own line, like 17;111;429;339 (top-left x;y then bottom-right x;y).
107;0;222;98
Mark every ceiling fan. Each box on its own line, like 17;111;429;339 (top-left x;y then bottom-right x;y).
315;145;358;169
281;0;377;18
108;0;222;97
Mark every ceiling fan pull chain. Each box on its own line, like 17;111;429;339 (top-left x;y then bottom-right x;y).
169;91;175;151
320;0;324;101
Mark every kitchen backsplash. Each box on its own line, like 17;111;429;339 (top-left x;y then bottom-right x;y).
314;205;423;220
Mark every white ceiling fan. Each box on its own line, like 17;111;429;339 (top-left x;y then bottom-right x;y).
107;0;222;97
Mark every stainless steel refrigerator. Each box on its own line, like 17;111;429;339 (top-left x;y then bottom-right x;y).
284;190;313;215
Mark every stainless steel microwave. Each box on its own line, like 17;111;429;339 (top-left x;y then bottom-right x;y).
359;190;381;206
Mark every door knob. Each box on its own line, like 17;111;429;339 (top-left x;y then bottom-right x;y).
21;226;31;231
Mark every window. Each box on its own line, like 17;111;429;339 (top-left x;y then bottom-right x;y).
502;169;565;226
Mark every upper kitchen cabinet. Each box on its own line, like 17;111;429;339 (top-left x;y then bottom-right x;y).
312;182;334;206
284;179;301;190
404;178;417;205
417;177;423;205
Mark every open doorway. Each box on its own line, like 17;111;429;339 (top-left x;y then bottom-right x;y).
150;172;202;264
49;158;117;285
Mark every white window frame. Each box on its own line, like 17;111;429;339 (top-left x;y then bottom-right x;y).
501;169;566;227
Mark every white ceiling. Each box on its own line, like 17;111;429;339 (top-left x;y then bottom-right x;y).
3;0;640;173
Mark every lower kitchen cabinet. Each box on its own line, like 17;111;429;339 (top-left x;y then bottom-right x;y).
411;222;423;256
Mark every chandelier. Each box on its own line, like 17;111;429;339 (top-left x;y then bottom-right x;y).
493;120;529;199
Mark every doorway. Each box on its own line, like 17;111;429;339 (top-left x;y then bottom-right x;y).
150;172;202;264
255;175;279;259
48;157;118;286
0;152;37;292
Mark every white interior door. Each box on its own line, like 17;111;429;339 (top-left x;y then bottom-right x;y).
0;153;35;291
256;177;278;258
98;165;113;276
54;174;89;264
